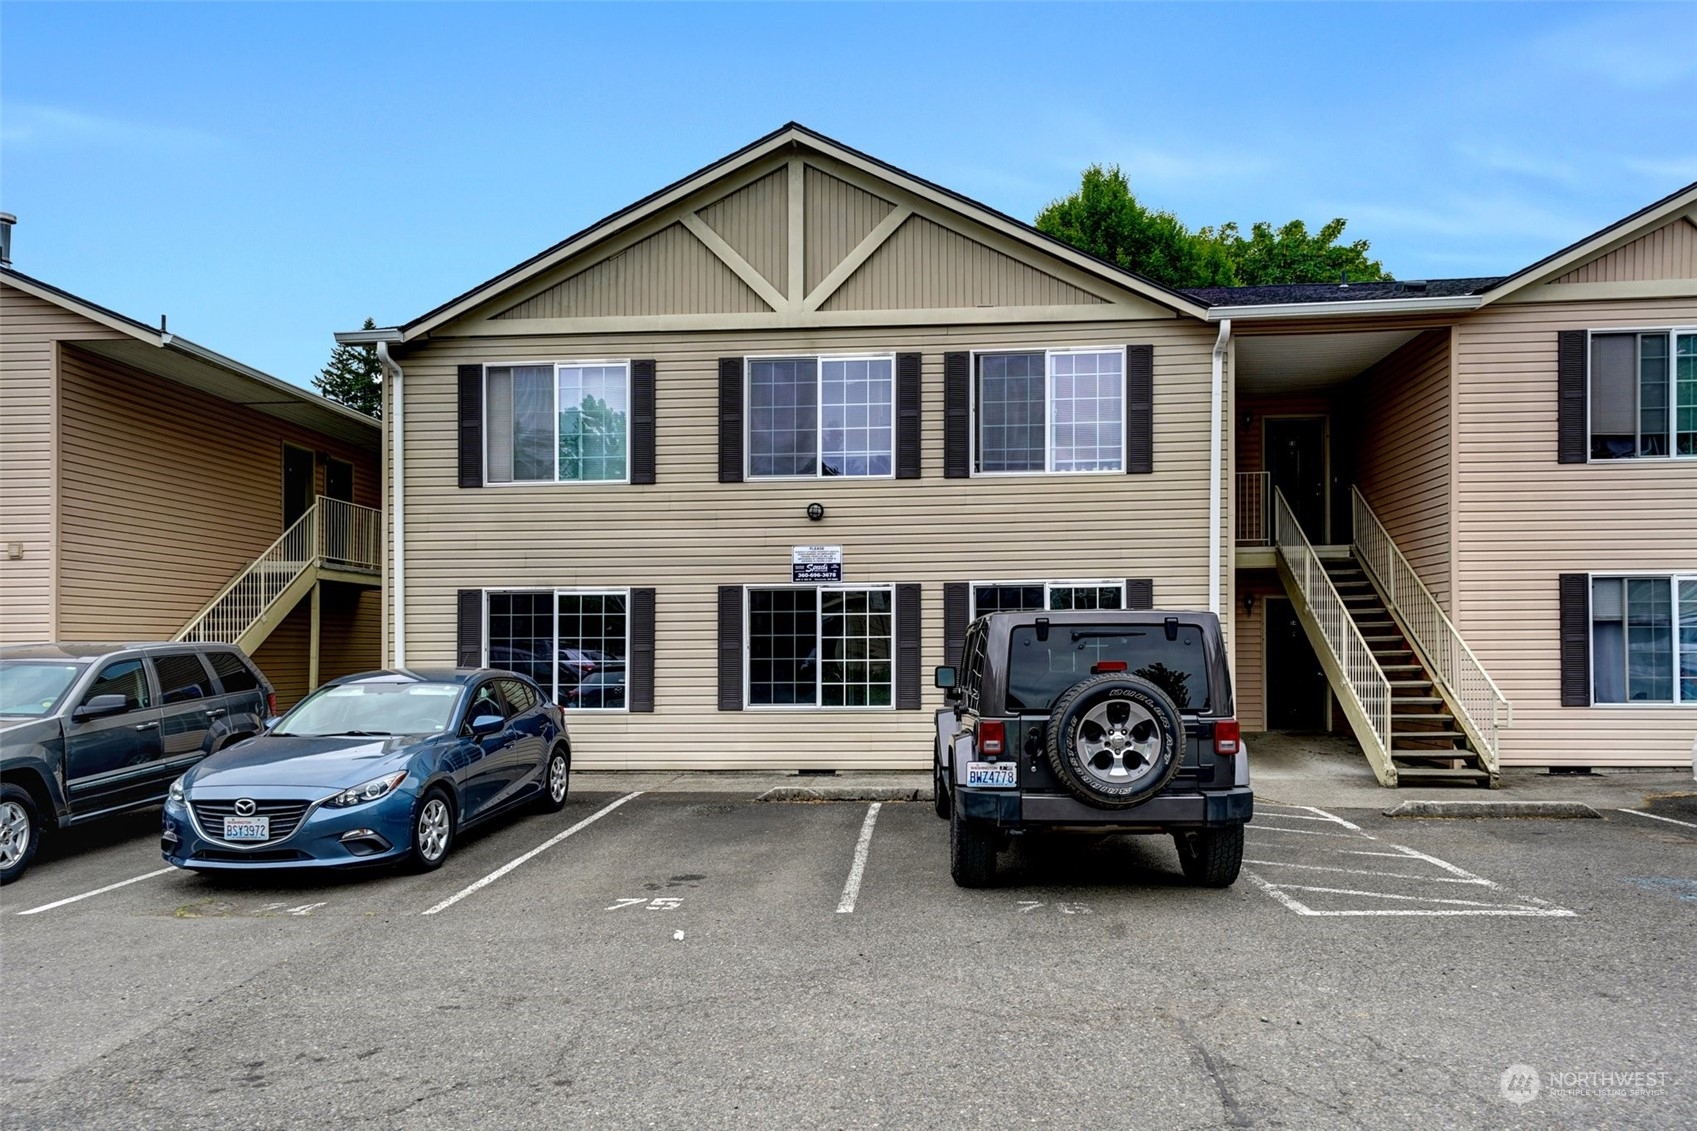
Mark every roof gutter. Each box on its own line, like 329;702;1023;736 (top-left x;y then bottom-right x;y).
334;327;406;345
1202;295;1482;322
376;341;407;668
1209;320;1231;618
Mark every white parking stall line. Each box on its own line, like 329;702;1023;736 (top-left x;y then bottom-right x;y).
1383;843;1495;885
836;802;882;914
422;792;642;916
1616;808;1697;830
1263;883;1532;909
1245;825;1369;839
15;867;176;916
1241;858;1493;886
1243;871;1577;918
1275;804;1363;831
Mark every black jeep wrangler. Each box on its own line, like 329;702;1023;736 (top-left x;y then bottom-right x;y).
933;610;1251;888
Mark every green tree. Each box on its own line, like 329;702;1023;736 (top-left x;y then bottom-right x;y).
1203;217;1391;286
313;317;383;418
1036;165;1235;290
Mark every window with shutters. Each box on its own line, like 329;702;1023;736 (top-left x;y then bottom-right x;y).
485;361;631;483
970;580;1127;617
747;586;894;708
745;355;894;478
1588;330;1697;460
974;348;1125;474
485;589;629;710
1589;574;1697;704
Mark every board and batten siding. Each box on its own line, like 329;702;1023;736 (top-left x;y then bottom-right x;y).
1454;296;1697;766
1552;218;1697;285
0;285;123;642
56;344;380;640
396;319;1228;770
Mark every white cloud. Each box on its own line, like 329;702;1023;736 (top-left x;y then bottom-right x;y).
0;103;223;152
1455;143;1582;187
1529;10;1697;90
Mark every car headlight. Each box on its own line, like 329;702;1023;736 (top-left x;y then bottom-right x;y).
168;776;186;804
325;771;409;809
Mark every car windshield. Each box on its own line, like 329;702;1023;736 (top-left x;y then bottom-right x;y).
1005;623;1211;713
0;660;86;717
273;682;461;737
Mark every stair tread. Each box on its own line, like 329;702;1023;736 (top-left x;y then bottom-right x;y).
1391;713;1455;721
1394;767;1490;780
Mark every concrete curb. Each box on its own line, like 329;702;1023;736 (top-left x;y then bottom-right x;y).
758;786;928;803
1384;800;1602;819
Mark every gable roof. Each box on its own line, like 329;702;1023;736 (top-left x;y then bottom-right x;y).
388;122;1209;338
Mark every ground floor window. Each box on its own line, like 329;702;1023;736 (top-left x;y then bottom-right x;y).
1591;575;1697;704
486;589;628;709
747;586;893;708
971;580;1125;618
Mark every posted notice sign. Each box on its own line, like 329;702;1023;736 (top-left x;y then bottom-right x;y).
792;545;843;583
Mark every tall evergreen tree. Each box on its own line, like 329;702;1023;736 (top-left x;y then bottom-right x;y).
313;317;383;418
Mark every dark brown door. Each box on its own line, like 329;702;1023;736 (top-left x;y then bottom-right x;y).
283;444;315;528
1266;598;1330;731
1265;417;1327;544
325;457;353;503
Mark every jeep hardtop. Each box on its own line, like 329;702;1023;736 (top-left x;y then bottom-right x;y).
933;609;1251;888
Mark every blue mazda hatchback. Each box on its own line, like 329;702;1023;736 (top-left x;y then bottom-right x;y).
162;669;571;872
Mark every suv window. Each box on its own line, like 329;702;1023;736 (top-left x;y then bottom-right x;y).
1005;623;1210;713
153;654;213;704
961;623;988;714
206;650;260;694
84;659;150;711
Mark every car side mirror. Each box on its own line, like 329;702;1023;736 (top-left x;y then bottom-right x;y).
72;694;129;722
933;666;957;690
468;714;505;737
262;716;282;731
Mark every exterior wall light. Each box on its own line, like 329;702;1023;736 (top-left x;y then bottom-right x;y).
1243;593;1256;615
806;502;825;522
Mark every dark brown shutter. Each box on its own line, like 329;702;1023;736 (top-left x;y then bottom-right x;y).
895;583;922;710
1126;578;1154;610
1559;573;1591;706
628;587;656;712
1557;330;1588;464
457;364;484;488
630;360;656;485
944;352;970;478
718;358;744;483
456;589;483;668
717;585;743;710
896;352;922;479
943;582;970;666
1125;345;1154;474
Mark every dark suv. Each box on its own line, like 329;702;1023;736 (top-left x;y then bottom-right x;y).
0;642;275;883
933;610;1251;888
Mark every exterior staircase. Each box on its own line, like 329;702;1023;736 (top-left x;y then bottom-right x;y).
1271;487;1510;788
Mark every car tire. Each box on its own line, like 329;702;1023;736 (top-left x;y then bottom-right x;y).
932;760;951;820
1174;825;1244;888
0;785;41;886
536;747;570;813
406;788;456;873
949;792;996;888
1044;673;1186;810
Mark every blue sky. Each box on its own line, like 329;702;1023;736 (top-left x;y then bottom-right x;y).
4;2;1694;387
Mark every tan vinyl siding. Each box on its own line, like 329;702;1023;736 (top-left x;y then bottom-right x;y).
1350;328;1451;608
252;596;311;710
1454;296;1697;766
822;215;1109;312
318;581;382;683
803;165;895;295
1554;218;1697;284
399;320;1226;770
56;344;380;639
698;168;788;295
495;223;769;320
1232;572;1282;732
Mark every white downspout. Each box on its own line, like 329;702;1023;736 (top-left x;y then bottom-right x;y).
377;341;405;668
1208;319;1232;616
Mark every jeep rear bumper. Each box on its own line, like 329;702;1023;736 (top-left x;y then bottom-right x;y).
957;786;1252;830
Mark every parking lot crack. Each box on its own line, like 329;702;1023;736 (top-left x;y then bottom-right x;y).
1167;1013;1252;1128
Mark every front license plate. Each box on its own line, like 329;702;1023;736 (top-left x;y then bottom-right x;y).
966;761;1017;788
223;816;270;841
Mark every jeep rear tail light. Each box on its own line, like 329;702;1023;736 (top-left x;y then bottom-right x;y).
1213;720;1241;756
1091;661;1128;674
978;720;1007;757
266;692;278;718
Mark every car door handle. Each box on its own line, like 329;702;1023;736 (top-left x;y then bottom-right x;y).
135;722;159;731
205;709;226;719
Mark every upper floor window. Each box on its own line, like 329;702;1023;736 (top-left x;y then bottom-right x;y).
976;349;1125;474
486;362;630;483
747;356;894;478
1590;574;1697;704
971;580;1126;617
1589;331;1697;460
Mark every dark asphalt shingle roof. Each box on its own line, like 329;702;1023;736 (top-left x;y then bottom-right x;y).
1182;276;1504;307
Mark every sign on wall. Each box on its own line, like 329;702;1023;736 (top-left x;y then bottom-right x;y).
792;545;843;583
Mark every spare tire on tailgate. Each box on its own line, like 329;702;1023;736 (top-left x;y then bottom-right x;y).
1044;673;1185;809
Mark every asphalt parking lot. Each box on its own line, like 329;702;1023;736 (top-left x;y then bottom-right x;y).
2;783;1694;1130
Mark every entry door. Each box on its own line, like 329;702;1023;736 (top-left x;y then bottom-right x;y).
283;444;316;529
1265;598;1329;731
1265;418;1327;544
324;458;354;503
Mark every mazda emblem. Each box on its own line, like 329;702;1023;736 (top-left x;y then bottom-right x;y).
234;798;257;817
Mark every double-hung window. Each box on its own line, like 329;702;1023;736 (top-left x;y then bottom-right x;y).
747;586;893;707
1590;575;1697;704
1589;330;1697;460
971;581;1127;617
976;348;1125;474
486;362;631;483
747;356;894;477
485;589;629;709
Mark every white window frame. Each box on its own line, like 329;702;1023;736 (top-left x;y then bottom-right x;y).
743;583;897;711
968;579;1129;619
1586;571;1697;707
970;346;1129;477
482;360;634;486
1585;328;1697;463
743;353;897;481
482;586;633;712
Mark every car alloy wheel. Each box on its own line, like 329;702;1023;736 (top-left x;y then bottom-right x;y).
548;756;569;803
0;800;32;871
417;798;451;863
